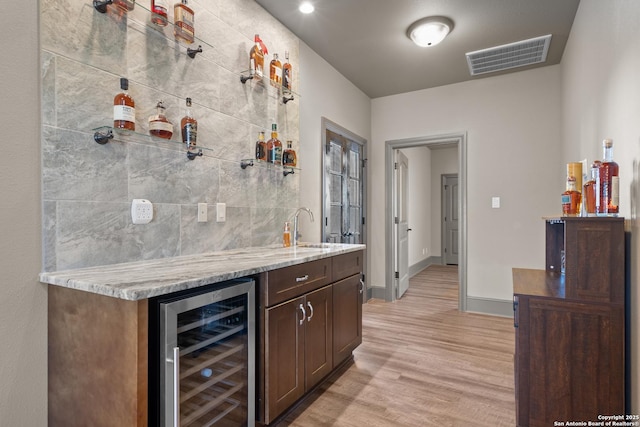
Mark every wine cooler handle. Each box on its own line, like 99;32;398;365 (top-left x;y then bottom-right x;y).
172;346;180;427
299;303;307;325
307;301;314;322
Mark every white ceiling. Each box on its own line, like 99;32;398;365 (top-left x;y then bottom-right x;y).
255;0;581;98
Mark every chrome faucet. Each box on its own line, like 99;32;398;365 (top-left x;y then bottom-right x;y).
291;208;314;247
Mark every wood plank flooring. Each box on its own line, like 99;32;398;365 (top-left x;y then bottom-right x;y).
277;265;516;426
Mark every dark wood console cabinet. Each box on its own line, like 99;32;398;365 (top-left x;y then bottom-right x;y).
513;217;625;426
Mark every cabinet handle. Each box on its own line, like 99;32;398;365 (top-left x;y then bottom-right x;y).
296;275;309;283
299;303;306;325
359;279;365;294
513;297;519;328
172;346;180;427
307;301;314;322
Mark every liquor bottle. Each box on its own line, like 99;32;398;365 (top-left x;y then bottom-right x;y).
113;77;135;132
283;221;291;247
561;176;581;216
181;97;197;149
282;140;297;167
174;0;195;44
282;50;292;91
249;34;267;82
255;131;267;161
270;53;282;87
582;160;601;216
266;123;282;165
113;0;135;12
597;138;619;215
148;100;173;139
151;0;168;26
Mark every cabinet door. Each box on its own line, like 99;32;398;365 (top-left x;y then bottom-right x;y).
516;296;624;426
265;297;305;423
305;285;334;389
332;274;363;366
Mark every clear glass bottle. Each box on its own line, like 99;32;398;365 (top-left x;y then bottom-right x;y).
250;34;266;82
151;0;168;26
113;0;135;12
283;222;291;247
113;77;135;132
255;131;267;161
270;53;282;87
562;176;581;216
582;160;601;216
597;138;619;215
148;100;173;139
181;97;197;149
174;0;194;44
267;123;282;165
283;140;297;167
282;50;292;91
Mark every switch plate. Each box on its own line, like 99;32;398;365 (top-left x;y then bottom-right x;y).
492;197;501;209
198;203;208;222
131;199;153;224
216;203;226;222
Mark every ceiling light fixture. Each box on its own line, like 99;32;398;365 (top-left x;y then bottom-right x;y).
299;2;314;14
407;16;454;47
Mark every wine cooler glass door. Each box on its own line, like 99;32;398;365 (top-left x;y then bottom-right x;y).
161;279;255;427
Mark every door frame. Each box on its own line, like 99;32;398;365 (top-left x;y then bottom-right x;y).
384;132;467;310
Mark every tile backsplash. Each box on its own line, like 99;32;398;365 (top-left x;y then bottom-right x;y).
41;0;300;271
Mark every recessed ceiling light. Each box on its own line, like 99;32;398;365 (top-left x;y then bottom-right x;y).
299;2;314;14
407;16;454;47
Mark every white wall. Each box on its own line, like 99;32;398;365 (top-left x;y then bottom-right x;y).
401;147;432;266
371;66;563;300
430;146;459;259
0;2;47;425
560;0;640;412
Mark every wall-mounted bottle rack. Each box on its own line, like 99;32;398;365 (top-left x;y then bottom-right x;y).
240;159;297;177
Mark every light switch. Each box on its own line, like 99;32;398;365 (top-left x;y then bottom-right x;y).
492;197;501;209
216;203;226;222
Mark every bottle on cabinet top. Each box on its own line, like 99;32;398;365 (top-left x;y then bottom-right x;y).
597;138;619;216
250;34;267;82
148;100;173;139
151;0;168;26
582;160;601;216
255;131;267;161
181;97;197;149
113;78;135;132
561;176;581;216
282;50;292;91
283;140;297;167
174;0;195;44
270;53;282;87
267;123;282;165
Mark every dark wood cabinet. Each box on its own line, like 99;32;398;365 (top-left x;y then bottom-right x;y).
332;274;363;366
513;217;625;427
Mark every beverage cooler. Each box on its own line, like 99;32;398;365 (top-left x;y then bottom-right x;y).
148;279;256;427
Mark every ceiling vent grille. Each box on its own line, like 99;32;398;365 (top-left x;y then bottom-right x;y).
466;34;552;76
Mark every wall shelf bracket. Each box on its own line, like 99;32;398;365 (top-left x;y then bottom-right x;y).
94;129;114;144
93;0;113;13
240;159;254;169
283;167;295;177
240;74;254;84
187;148;203;160
187;45;203;59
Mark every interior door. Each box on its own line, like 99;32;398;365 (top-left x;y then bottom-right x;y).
323;129;364;245
442;174;459;265
395;150;409;298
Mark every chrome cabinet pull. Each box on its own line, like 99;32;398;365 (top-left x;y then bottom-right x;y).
359;279;365;294
307;301;314;322
172;346;180;427
299;303;306;325
296;275;309;283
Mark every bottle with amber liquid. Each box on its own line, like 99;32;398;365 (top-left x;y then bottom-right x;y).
113;77;135;132
151;0;168;26
250;34;267;82
582;160;601;216
181;98;197;149
270;53;282;87
283;222;292;248
174;0;194;44
597;138;619;216
282;140;297;167
267;123;282;165
282;50;292;91
255;131;267;161
562;176;581;216
113;0;135;12
148;100;173;139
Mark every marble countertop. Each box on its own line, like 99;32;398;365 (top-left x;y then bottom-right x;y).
39;243;366;301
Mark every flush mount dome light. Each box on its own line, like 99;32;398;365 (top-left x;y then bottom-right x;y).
299;2;314;14
407;16;454;47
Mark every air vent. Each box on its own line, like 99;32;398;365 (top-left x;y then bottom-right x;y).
466;34;552;76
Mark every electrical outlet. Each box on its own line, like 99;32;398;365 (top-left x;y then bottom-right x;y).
198;203;208;222
216;203;226;222
131;199;153;224
492;197;501;209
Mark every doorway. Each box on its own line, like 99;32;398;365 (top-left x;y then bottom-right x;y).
442;174;459;265
385;133;467;310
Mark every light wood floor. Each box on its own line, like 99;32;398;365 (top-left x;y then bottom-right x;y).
277;265;516;426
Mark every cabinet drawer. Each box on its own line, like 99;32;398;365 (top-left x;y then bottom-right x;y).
332;251;363;282
265;258;332;307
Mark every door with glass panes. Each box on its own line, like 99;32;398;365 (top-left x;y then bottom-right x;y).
323;128;365;245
